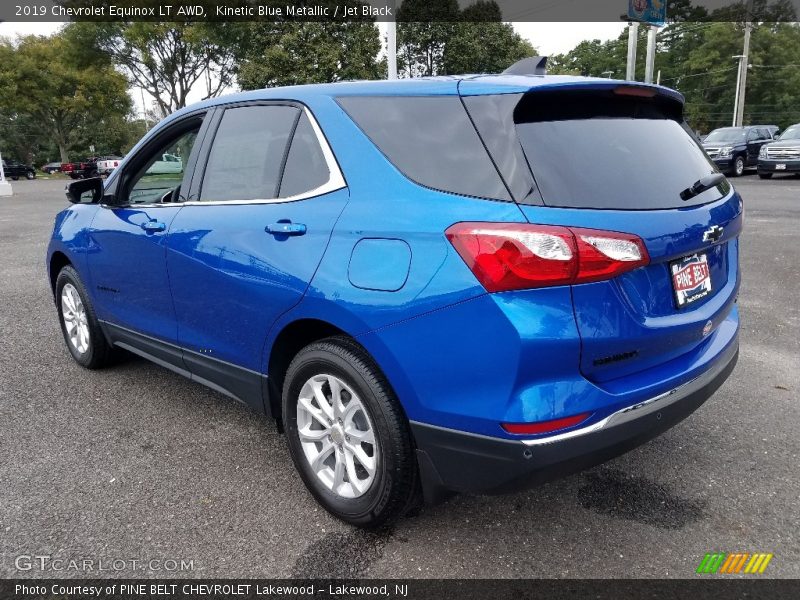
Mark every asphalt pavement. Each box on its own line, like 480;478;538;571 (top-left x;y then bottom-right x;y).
0;174;798;579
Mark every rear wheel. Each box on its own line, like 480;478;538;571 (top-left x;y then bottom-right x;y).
55;266;114;369
759;173;773;179
282;337;418;528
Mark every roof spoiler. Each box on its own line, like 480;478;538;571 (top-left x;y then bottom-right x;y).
502;56;548;77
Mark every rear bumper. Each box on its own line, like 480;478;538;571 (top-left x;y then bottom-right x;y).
412;338;738;501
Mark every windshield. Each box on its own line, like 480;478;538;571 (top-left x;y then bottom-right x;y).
704;128;746;143
778;126;800;140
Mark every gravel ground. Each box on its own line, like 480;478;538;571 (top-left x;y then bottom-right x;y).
0;175;798;579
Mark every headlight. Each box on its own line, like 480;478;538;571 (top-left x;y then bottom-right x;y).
719;146;733;157
759;146;768;158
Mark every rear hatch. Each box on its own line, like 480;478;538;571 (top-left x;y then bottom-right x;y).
461;81;742;383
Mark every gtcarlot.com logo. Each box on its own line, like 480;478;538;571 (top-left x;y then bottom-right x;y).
15;555;194;573
696;552;774;574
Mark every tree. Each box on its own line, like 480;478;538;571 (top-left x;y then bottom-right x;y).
398;0;535;77
443;21;536;74
67;22;236;114
235;22;383;89
0;34;132;163
397;0;460;77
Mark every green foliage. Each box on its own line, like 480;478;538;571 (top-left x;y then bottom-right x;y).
398;0;535;77
68;22;237;114
0;33;133;164
236;22;383;89
443;22;535;74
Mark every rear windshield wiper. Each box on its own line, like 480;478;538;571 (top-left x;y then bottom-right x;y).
680;173;726;201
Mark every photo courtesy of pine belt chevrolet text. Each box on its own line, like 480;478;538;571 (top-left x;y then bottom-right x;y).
47;58;742;528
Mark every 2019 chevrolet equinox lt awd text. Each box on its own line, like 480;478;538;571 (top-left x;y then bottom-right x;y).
48;66;741;528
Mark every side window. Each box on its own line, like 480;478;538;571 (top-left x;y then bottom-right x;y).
279;112;330;198
337;96;510;201
747;129;759;142
200;105;299;202
126;125;201;205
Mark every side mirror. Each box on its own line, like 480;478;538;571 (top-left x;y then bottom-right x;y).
66;177;103;204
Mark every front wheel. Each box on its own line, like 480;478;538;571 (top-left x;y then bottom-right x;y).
55;266;114;369
730;156;745;177
282;337;418;528
26;171;35;180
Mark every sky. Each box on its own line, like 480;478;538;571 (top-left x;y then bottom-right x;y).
0;21;627;114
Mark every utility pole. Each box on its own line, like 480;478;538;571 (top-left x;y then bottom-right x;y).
387;20;397;80
626;21;639;81
732;55;744;126
733;0;753;126
644;25;657;83
387;1;398;80
140;87;150;130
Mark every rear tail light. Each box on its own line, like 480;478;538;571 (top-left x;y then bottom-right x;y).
502;411;592;435
446;222;649;292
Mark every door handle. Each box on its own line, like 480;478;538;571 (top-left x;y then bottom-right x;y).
141;220;166;233
265;222;306;236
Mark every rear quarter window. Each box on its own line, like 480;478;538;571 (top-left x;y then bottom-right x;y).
336;96;510;201
468;89;730;210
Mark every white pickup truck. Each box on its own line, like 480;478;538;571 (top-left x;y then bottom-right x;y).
96;156;123;176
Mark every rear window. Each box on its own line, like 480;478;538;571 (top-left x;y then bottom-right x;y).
467;90;730;210
336;96;510;201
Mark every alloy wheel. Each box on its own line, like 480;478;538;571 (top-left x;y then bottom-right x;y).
61;283;90;354
296;373;378;498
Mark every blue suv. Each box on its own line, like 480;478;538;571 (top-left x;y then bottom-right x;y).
48;70;741;528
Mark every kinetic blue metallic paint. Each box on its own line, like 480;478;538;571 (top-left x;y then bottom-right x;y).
88;205;183;341
48;75;741;445
48;204;100;278
348;239;412;292
166;188;350;372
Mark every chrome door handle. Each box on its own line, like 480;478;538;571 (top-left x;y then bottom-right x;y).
265;222;306;236
141;220;166;233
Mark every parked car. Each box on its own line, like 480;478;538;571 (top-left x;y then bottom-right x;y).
60;156;119;179
41;162;63;174
47;70;741;528
2;159;36;180
96;156;123;176
702;125;775;176
757;123;800;178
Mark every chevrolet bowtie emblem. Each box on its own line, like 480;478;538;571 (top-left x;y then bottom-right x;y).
703;225;724;243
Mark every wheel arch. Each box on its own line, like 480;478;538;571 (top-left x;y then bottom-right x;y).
266;318;348;427
49;251;72;298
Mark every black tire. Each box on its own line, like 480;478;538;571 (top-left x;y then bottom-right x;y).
26;170;35;180
758;173;773;179
55;266;114;369
731;155;745;177
11;176;19;181
282;336;418;529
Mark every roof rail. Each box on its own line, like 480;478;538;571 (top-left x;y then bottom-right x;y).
502;56;548;77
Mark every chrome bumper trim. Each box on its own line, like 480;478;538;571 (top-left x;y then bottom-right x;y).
521;342;738;447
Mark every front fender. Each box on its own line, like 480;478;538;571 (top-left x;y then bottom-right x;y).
47;204;100;295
